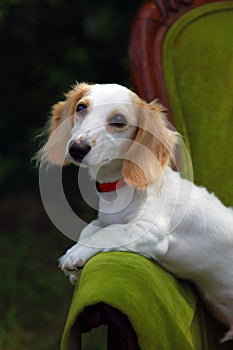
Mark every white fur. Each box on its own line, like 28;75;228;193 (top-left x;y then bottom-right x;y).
43;83;233;342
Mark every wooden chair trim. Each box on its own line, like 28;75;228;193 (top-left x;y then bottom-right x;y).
129;0;229;123
77;302;140;350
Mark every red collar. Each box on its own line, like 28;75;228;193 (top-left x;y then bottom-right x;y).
96;179;127;193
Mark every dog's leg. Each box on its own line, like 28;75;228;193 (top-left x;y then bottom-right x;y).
58;219;103;278
59;221;169;280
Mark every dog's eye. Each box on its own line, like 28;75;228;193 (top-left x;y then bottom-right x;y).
76;103;87;116
108;114;127;128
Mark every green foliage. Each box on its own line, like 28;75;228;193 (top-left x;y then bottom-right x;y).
0;0;140;194
0;225;73;349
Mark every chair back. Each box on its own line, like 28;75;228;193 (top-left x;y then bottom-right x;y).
129;0;233;205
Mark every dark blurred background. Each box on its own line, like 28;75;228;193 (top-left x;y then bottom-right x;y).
0;0;141;348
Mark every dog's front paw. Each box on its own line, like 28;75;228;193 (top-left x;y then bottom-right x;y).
58;243;98;282
58;247;84;275
58;252;84;285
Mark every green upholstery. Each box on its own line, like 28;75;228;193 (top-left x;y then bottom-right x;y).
162;2;233;348
61;252;207;350
61;3;233;349
61;253;233;350
163;1;233;206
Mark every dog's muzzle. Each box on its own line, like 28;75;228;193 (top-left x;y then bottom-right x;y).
68;139;91;163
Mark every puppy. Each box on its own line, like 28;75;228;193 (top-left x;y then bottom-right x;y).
37;82;233;342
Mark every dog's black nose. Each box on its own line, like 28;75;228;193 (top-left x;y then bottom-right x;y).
68;140;91;162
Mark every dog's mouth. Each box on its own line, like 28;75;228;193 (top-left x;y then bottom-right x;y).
66;150;112;168
66;134;125;168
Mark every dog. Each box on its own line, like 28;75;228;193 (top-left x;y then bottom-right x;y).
37;82;233;342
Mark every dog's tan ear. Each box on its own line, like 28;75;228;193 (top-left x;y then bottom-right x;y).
35;82;91;166
46;100;72;165
123;100;178;188
35;100;71;166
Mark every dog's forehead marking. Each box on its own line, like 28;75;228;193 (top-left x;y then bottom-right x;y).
86;84;133;107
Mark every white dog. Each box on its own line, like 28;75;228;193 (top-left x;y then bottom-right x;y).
38;82;233;342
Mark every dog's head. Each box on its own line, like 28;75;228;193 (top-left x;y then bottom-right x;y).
36;82;178;188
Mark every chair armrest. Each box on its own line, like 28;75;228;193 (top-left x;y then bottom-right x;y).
61;252;212;350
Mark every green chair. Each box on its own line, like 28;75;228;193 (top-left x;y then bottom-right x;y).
61;1;233;349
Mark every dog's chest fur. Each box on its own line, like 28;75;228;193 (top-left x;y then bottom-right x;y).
98;185;148;226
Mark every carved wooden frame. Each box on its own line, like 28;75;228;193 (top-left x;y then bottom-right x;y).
129;0;228;123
